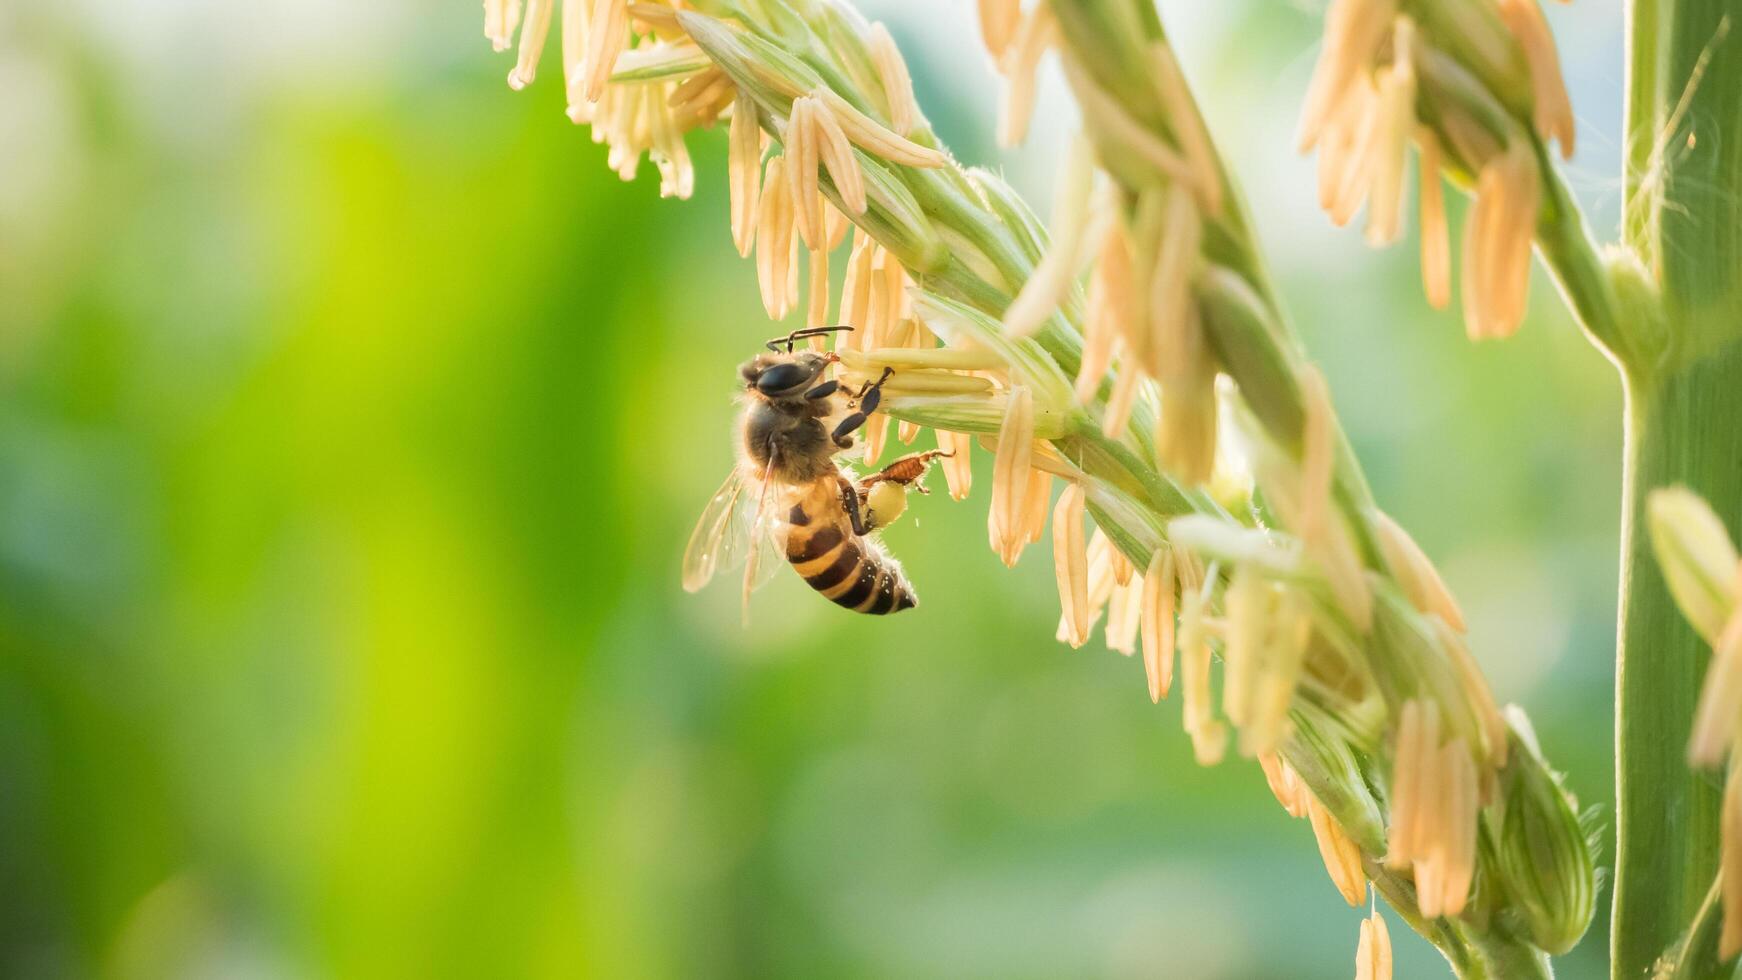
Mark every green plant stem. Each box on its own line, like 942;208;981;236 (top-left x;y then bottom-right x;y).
1534;159;1630;365
1365;858;1553;980
1614;2;1742;975
1614;348;1742;980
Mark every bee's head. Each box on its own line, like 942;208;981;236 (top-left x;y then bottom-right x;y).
740;350;834;398
740;325;852;399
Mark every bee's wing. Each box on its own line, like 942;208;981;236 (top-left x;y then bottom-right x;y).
682;464;759;593
682;459;792;594
740;452;789;621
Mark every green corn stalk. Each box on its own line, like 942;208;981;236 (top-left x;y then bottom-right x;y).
1611;3;1742;977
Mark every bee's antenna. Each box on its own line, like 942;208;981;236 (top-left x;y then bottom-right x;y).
765;325;854;352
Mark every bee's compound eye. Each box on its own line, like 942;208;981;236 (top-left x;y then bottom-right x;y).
756;362;808;394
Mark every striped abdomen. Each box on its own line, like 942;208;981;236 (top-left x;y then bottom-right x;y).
785;492;916;615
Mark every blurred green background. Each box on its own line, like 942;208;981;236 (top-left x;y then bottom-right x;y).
0;1;1629;977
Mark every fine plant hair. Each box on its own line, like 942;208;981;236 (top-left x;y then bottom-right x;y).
485;1;1742;977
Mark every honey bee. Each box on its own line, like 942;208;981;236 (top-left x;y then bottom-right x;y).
682;325;947;616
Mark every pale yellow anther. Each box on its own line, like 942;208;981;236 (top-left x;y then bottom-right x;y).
1690;613;1742;768
1154;344;1218;486
1148;42;1222;214
1296;0;1399;153
1355;909;1393;980
838;231;877;347
1180;574;1226;765
785;98;824;250
806;247;831;330
1435;618;1510;767
728;94;762;257
1148;188;1203;382
1095;225;1143;368
815;88;948;168
824;201;851;251
1416;129;1451;310
1462;142;1539;340
1021;468;1053;546
1140;548;1178;702
1388;699;1476;917
582;0;629;103
1065;57;1196;187
485;0;524;53
560;0;590;118
508;0;555;90
1223;565;1268;730
1308;793;1368;906
1387;699;1437;870
861;413;889;466
785;96;866;250
1259;752;1310;818
938;429;974;501
1005;136;1103;338
1085;529;1120;622
1101;352;1142;440
977;0;1020;60
1723;768;1742;958
756;155;797;319
989;387;1036;566
1497;0;1576;158
1375;509;1467;632
867;22;921;136
1363;24;1417;246
996;5;1055;148
1052;483;1092;647
1076;271;1118;404
1106;573;1143;655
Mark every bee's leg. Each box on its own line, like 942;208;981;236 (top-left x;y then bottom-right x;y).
858;449;952;493
836;472;870;536
832;368;894;448
831;412;868;448
847;367;895;402
804;379;839;400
